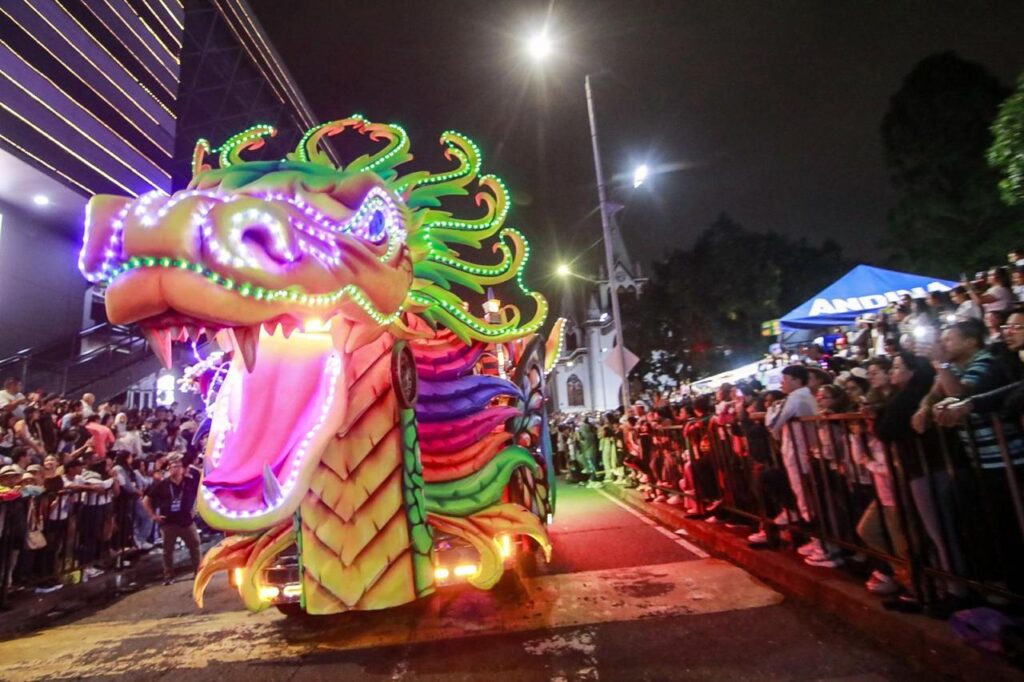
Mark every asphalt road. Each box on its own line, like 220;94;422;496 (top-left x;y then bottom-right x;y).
0;483;929;681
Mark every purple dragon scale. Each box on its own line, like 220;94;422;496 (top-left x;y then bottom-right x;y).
415;375;523;423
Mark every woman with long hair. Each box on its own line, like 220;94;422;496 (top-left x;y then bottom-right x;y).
875;352;965;610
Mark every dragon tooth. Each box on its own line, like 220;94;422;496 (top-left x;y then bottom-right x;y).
185;325;199;341
235;325;259;373
143;327;173;369
262;321;278;337
263;464;283;506
281;319;296;339
215;329;234;352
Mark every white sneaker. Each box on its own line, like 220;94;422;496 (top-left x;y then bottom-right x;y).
804;551;843;568
85;567;104;578
747;530;769;545
866;573;899;595
865;569;888;587
653;494;668;503
34;583;63;594
666;494;684;506
772;511;792;526
139;542;154;550
797;539;822;556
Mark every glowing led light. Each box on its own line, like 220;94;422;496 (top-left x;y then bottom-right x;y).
556;263;571;277
303;318;331;333
32;194;50;206
232;567;243;586
633;164;649;188
498;534;513;560
258;585;280;601
19;2;167;128
78;0;177;97
453;564;478;577
526;32;553;61
433;567;450;580
281;583;303;598
1;100;141;196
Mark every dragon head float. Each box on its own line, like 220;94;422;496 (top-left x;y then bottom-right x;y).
79;117;563;615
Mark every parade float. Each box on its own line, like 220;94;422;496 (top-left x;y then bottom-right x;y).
79;116;565;615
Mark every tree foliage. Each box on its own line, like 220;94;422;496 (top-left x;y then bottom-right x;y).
880;52;1023;276
622;213;849;385
988;70;1024;206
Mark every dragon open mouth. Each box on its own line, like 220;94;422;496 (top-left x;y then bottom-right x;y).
137;305;350;530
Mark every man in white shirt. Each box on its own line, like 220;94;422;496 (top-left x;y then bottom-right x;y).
766;365;818;524
0;377;27;420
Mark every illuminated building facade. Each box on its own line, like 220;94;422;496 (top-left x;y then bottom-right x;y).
0;0;324;358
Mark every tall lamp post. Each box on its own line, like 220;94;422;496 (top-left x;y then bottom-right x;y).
526;31;635;408
584;74;632;410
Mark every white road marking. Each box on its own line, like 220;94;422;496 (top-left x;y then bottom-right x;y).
596;488;710;558
523;627;599;681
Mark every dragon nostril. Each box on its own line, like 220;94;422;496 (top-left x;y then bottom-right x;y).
367;210;387;243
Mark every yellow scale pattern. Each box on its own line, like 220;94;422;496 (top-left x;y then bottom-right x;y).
300;333;419;614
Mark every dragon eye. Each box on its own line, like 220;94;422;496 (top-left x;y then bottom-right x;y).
366;209;387;243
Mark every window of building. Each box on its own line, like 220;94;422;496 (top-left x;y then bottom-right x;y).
566;374;584;407
156;373;175;407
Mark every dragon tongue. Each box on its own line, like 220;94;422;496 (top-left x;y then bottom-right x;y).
232;325;260;373
143;327;173;369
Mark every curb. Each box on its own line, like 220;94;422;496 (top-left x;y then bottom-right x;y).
0;538;217;641
602;483;1021;681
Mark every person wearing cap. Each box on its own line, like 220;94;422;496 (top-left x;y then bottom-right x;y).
0;465;28;592
26;462;43;484
143;453;201;584
0;465;23;500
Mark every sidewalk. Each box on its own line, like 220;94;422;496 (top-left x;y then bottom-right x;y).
0;538;217;641
601;482;1023;681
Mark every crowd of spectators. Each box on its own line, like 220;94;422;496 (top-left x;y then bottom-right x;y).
553;252;1024;618
0;385;205;597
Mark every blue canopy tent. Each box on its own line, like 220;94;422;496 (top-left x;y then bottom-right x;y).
779;265;957;331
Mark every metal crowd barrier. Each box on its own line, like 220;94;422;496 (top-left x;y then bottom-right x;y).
0;488;140;607
646;411;1024;607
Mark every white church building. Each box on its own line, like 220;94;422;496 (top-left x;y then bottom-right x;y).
548;207;645;414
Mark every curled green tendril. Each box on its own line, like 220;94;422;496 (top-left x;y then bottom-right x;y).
192;139;212;178
422;176;508;248
287;116;366;166
348;122;412;176
214;125;276;168
416;229;524;294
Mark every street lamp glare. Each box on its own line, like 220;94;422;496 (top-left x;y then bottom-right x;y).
556;263;571;277
632;164;650;189
526;32;552;61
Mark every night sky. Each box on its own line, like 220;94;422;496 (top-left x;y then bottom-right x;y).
249;0;1024;282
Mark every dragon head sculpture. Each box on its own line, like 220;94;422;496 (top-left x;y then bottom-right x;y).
79;117;549;541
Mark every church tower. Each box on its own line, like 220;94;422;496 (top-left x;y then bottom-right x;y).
549;204;645;414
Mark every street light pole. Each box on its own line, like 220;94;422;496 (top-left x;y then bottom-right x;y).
584;74;631;410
